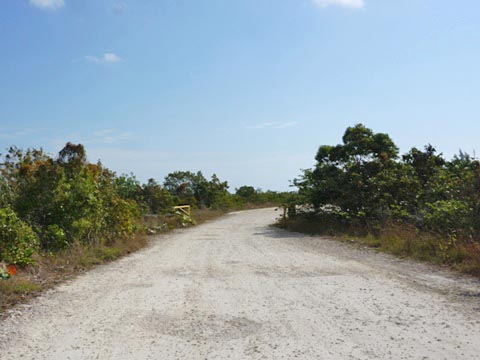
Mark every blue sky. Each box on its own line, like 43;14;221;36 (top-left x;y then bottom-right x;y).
1;0;479;190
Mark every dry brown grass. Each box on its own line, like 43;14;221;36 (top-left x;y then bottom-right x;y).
278;215;480;277
232;202;281;210
457;243;480;276
191;208;228;224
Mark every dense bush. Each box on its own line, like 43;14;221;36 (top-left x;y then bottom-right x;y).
234;186;296;207
163;171;229;208
1;142;290;267
41;224;68;251
0;143;142;255
161;171;295;210
295;124;480;242
0;206;38;265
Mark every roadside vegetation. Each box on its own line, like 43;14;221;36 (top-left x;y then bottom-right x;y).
280;124;480;275
0;143;292;312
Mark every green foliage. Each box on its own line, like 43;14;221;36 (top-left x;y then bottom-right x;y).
236;186;257;201
234;186;296;207
295;124;400;221
0;141;293;266
0;206;38;265
295;124;480;242
142;178;175;214
115;173;145;207
210;192;235;210
163;171;229;208
0;143;142;253
0;265;11;280
421;200;471;235
164;171;206;207
42;224;68;251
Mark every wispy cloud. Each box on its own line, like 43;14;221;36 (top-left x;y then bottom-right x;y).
85;53;122;64
275;121;299;129
112;2;127;14
247;122;275;130
312;0;365;9
0;128;41;140
246;121;299;130
29;0;65;10
92;129;133;144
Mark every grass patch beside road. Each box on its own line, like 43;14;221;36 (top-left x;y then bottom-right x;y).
277;214;480;277
192;208;228;224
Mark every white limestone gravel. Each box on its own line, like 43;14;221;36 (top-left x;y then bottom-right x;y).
1;208;480;359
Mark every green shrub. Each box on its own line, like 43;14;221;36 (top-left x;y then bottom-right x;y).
104;198;140;242
41;224;68;251
421;200;472;236
295;124;480;242
71;218;96;244
0;206;38;265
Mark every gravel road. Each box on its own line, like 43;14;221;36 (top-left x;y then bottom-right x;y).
1;208;480;359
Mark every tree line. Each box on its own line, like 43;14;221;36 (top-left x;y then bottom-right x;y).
0;143;292;266
295;124;480;244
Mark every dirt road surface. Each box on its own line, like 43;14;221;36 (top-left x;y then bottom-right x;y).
1;208;480;359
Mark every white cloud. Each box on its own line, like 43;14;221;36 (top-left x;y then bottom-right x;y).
104;53;121;63
85;53;122;64
312;0;364;9
246;121;299;130
29;0;65;10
